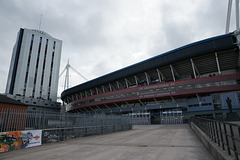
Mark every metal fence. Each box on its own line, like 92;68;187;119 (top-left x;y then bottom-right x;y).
0;107;132;133
190;116;240;160
42;124;132;143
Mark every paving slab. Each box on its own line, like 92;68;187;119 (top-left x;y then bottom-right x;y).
0;124;214;160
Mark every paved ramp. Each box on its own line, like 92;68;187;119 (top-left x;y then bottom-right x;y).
0;124;214;160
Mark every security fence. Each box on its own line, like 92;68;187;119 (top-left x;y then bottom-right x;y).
0;107;132;134
190;116;240;160
42;124;132;143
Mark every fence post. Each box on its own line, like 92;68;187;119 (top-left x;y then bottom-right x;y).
5;108;11;132
42;112;45;129
215;121;220;146
65;113;68;127
209;121;213;141
85;127;87;136
229;125;238;160
0;108;4;132
218;122;225;150
223;123;231;155
12;109;16;130
212;121;217;143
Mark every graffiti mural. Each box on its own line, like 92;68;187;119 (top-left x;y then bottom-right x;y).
0;130;42;152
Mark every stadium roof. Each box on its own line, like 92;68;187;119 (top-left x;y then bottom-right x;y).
61;32;237;99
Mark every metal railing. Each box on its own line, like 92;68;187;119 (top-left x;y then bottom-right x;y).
0;107;132;132
42;124;132;143
190;116;240;160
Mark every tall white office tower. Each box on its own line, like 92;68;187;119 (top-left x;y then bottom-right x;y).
6;28;62;102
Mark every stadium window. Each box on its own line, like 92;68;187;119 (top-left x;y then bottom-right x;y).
189;104;200;107
202;103;212;106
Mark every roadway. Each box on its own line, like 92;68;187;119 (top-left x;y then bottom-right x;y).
0;124;214;160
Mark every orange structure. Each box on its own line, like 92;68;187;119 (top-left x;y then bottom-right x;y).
0;94;28;132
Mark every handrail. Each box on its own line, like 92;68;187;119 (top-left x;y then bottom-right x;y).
190;116;240;160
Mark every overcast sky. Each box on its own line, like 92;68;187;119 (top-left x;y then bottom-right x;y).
0;0;237;97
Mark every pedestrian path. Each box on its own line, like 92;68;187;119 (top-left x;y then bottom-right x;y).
0;124;214;160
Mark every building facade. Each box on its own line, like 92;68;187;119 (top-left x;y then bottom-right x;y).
61;30;240;124
0;94;28;131
6;28;62;102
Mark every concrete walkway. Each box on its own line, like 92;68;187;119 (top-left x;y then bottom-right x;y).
0;124;214;160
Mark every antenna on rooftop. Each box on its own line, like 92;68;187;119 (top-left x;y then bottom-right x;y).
59;59;88;90
226;0;240;33
39;14;43;30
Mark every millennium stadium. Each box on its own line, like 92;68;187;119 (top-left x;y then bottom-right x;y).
61;30;240;124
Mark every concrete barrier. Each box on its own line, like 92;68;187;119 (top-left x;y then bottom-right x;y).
189;122;235;160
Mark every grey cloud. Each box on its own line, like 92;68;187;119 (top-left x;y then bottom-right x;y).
0;0;237;95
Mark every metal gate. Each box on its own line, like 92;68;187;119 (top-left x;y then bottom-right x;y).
129;111;151;125
160;109;183;124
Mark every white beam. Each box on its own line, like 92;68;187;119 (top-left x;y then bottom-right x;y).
236;0;240;30
134;75;139;86
102;85;105;93
156;69;162;82
69;65;88;81
109;83;112;91
145;72;150;85
226;0;233;33
139;100;145;106
190;59;197;78
116;81;121;89
114;103;121;109
95;87;99;94
170;65;176;81
125;78;129;88
215;52;222;75
196;93;202;105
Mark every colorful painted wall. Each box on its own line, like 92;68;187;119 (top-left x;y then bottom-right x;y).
0;130;42;152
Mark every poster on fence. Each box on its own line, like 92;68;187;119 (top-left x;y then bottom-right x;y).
0;130;42;152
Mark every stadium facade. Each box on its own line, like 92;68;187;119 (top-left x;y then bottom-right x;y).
61;30;240;124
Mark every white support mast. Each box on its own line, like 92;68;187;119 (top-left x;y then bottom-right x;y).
236;0;240;30
59;60;88;90
226;0;240;33
226;0;233;33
